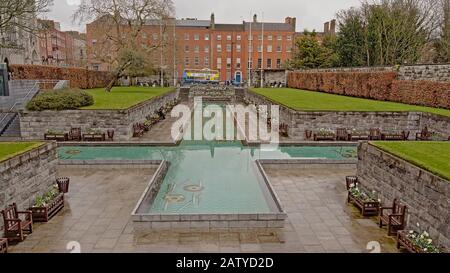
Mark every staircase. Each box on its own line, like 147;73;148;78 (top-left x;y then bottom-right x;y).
0;80;40;111
0;113;20;137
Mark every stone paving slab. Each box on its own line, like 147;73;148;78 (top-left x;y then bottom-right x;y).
7;165;398;253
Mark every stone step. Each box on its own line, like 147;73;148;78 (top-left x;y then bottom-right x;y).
1;114;21;137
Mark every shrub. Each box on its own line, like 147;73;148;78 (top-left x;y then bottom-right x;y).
26;89;94;111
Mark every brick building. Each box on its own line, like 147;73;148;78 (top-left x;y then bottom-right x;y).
86;13;297;85
38;20;87;68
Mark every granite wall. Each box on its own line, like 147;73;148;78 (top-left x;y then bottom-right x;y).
19;90;179;141
0;142;58;233
357;142;450;250
244;90;429;140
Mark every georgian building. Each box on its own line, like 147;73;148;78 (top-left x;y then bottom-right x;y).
86;13;297;84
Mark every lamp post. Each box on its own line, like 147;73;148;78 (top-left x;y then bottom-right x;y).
260;12;264;88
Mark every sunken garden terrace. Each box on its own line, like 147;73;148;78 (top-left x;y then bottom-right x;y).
244;89;450;141
0;142;58;233
357;142;450;250
19;87;179;141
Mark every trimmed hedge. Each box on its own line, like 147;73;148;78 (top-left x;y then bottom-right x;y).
287;71;450;109
26;89;94;111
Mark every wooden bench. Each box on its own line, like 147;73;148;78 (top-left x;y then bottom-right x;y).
416;127;432;141
133;123;145;137
69;128;82;141
379;199;407;236
279;123;289;137
369;128;382;140
0;238;7;253
1;203;33;242
336;128;349;141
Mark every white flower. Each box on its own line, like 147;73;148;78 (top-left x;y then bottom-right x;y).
423;248;428;252
409;230;414;234
428;239;432;244
423;231;429;237
417;223;420;227
378;199;381;202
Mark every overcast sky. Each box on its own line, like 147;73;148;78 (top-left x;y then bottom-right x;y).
46;0;362;32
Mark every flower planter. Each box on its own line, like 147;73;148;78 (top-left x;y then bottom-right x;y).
314;134;336;141
44;133;68;142
349;134;369;141
83;133;106;142
29;193;64;222
397;230;442;253
347;191;380;216
0;238;7;253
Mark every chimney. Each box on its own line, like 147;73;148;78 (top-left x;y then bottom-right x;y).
330;19;336;34
210;13;215;30
285;17;297;31
253;14;258;23
324;21;330;34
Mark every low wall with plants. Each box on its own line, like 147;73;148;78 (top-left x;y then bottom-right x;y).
10;64;112;89
287;71;450;109
0;142;58;233
357;142;450;250
19;90;179;141
244;90;450;141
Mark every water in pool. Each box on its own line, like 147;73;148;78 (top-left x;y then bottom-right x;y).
59;141;356;214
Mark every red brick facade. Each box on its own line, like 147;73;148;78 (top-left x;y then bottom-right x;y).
86;14;296;83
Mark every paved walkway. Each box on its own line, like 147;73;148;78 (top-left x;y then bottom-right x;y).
8;165;398;253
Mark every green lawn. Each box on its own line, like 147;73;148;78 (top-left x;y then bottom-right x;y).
0;142;45;162
81;87;174;110
372;141;450;181
251;88;450;117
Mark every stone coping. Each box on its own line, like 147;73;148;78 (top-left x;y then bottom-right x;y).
20;89;177;113
0;142;56;172
59;159;163;166
258;158;357;165
367;142;450;183
245;140;360;147
57;140;180;147
131;159;288;229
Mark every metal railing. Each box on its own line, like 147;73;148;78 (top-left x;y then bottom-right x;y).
0;80;62;126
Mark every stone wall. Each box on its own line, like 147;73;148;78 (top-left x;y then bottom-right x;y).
19;90;179;141
287;66;450;109
420;113;450;138
0;142;58;233
244;90;426;140
398;64;450;82
357;142;450;250
292;64;450;82
10;64;112;89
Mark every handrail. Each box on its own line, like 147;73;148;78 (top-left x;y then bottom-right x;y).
0;80;61;125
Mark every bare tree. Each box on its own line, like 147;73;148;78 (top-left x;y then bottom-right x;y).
73;0;174;91
0;0;53;47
